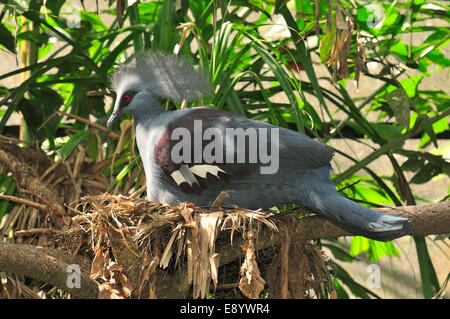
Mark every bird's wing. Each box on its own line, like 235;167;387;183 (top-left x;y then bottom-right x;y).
153;107;333;194
220;111;334;169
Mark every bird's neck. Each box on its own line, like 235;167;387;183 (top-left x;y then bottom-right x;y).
132;100;165;125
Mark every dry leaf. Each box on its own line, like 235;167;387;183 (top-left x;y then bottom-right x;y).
90;248;107;280
67;194;278;299
238;225;266;299
193;212;223;298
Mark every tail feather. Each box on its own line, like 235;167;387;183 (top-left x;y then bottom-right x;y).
306;192;414;241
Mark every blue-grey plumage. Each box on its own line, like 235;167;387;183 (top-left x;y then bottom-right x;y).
107;52;413;242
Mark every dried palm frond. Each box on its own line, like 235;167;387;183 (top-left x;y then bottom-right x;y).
63;194;277;299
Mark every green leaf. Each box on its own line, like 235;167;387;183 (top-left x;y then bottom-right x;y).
87;132;99;162
385;88;411;129
0;175;17;220
17;30;49;44
99;30;140;74
279;6;331;130
0;22;16;53
3;0;30;14
81;11;107;31
334;264;380;299
333;278;349;299
44;0;65;15
251;43;304;133
401;74;425;98
390;40;409;57
349;236;370;257
154;0;175;52
401;157;424;172
0;52;85;133
30;86;64;131
369;240;399;261
59;131;89;158
379;5;403;36
323;242;354;262
414;236;440;298
107;155;141;192
417;116;449;150
420;115;438;148
409;163;437;184
372;123;404;140
16;98;44;140
320;15;336;64
137;1;161;25
424;48;450;67
350;236;399;261
38;42;54;60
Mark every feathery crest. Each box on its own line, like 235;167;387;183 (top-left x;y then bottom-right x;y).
113;51;212;102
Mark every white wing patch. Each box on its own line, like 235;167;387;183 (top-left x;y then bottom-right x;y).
170;164;225;186
190;165;225;179
171;164;198;186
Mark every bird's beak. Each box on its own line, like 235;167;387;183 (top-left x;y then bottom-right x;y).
107;111;119;128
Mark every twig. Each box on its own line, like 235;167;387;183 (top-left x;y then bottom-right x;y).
20;189;64;218
129;185;147;199
0;193;47;212
40;110;120;139
58;110;120;139
211;192;229;208
15;228;58;236
216;283;239;289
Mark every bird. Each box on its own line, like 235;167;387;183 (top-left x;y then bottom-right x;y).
107;52;413;242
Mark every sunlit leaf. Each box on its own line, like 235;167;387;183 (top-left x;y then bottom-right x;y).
59;131;89;158
385;88;411;129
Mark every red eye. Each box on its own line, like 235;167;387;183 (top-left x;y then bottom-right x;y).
123;95;130;102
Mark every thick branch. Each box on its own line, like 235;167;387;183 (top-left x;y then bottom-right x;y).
291;201;450;239
0;242;98;299
218;201;450;266
1;202;447;299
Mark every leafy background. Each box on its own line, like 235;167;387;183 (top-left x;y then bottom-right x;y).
0;0;449;298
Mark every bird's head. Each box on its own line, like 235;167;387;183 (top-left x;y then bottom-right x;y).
107;52;211;127
106;71;152;127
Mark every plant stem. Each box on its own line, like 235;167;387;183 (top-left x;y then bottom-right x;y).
18;18;38;146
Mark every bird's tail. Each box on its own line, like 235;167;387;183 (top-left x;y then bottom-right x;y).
305;191;414;241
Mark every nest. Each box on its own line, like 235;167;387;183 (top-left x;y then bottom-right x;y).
0;135;336;299
61;194;335;299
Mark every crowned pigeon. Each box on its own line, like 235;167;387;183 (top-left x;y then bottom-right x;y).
107;52;413;242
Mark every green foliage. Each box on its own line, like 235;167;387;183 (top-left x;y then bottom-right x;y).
0;0;448;299
0;174;16;220
349;236;399;262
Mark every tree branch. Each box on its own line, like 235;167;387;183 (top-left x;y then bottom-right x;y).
0;201;447;298
0;194;47;212
217;201;450;266
0;242;98;299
